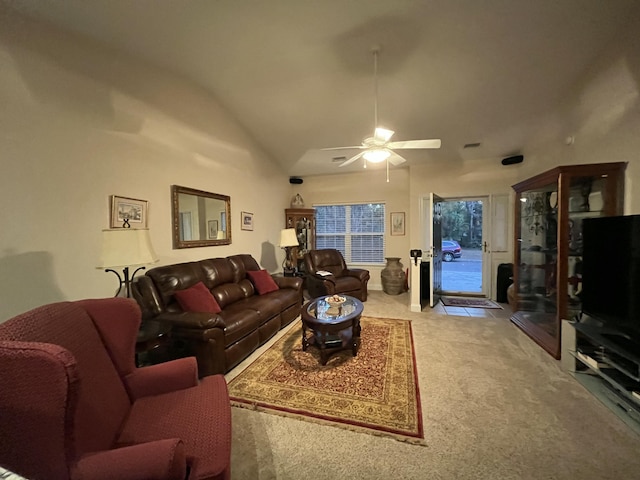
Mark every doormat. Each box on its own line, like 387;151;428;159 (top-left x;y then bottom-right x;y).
441;296;503;309
227;317;425;445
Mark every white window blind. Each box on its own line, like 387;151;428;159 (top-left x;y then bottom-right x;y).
315;203;385;264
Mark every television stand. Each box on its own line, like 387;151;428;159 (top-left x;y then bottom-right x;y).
562;320;640;436
601;332;640;356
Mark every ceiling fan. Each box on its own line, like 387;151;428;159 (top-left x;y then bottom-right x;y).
321;46;441;181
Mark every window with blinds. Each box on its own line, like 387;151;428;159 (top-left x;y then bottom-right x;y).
315;203;385;264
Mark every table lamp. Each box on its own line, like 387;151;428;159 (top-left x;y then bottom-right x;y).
98;227;159;297
279;228;299;276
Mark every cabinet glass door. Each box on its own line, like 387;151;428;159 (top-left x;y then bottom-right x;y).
511;162;625;359
285;208;316;274
516;184;559;341
565;175;608;320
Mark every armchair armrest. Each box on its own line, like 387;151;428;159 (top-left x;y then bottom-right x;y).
155;311;226;330
74;439;186;480
273;275;303;291
305;272;338;298
307;271;336;284
345;268;370;282
125;357;199;399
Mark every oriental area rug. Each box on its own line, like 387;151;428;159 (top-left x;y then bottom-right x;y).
227;317;425;445
441;296;502;309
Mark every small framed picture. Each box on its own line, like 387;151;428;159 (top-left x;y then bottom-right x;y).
208;220;219;239
110;195;148;228
241;211;254;231
390;212;405;236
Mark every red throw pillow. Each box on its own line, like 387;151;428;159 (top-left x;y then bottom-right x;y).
174;281;222;313
247;269;279;295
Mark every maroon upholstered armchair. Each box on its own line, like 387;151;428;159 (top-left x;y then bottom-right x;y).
304;249;370;301
0;298;231;480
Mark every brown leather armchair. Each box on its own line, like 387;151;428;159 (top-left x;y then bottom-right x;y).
304;249;370;301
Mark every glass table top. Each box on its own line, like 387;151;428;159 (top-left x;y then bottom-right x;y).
305;295;364;323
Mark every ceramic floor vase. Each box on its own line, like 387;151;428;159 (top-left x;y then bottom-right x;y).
381;257;405;295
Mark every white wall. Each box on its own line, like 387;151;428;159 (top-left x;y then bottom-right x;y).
0;13;291;321
2;9;639;321
516;19;640;212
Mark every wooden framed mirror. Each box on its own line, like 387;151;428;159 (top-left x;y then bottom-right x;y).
172;185;231;248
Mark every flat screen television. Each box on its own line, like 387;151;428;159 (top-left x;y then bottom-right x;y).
582;214;640;351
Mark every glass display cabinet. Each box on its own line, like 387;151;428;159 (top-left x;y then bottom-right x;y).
511;162;625;359
285;208;316;273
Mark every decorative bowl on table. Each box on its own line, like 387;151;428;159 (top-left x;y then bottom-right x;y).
325;295;346;315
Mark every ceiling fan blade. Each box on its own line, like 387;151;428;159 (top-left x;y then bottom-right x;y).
387;139;441;149
339;151;366;167
321;145;365;151
388;152;407;166
373;127;394;143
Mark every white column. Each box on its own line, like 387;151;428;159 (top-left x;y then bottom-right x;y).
410;256;423;312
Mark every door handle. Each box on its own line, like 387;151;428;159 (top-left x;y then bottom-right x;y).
483;241;488;253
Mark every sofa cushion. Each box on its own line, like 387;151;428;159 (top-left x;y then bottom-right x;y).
174;282;221;314
236;296;282;323
216;306;261;346
246;270;279;295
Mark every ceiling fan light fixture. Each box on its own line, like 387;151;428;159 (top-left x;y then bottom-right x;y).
363;149;390;163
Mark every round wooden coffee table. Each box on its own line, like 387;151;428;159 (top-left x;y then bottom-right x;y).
301;295;364;365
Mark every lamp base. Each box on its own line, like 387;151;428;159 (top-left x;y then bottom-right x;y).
283;267;297;277
105;265;146;298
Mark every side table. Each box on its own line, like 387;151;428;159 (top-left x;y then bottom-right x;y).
136;320;171;367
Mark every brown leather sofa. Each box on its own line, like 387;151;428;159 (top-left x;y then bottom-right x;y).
134;254;303;376
304;249;370;302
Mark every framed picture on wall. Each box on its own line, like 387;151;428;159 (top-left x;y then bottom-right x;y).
110;195;148;228
241;211;254;231
390;212;405;236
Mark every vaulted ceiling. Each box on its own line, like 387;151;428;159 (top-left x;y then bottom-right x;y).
5;0;639;177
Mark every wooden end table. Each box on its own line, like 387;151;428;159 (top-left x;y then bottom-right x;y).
301;295;364;365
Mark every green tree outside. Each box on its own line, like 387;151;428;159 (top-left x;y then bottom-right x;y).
441;200;483;248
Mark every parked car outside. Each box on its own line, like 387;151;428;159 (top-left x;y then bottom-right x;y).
442;240;462;262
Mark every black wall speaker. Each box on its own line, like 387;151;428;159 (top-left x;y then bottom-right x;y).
289;177;303;184
501;155;524;166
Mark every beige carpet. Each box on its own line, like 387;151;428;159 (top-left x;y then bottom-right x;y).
226;291;640;480
228;317;424;444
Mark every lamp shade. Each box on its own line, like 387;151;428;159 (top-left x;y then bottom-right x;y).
98;228;159;268
279;228;299;248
